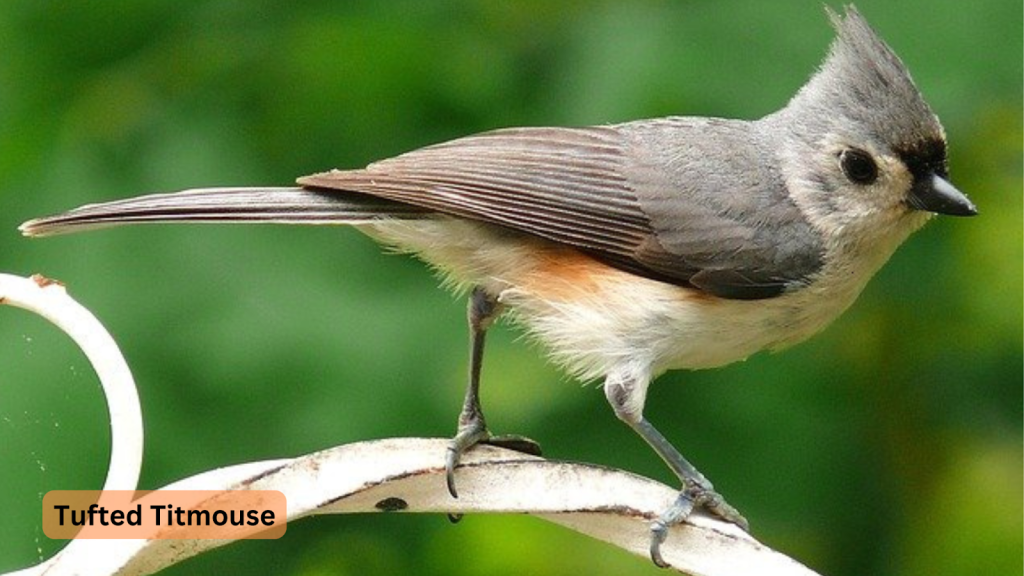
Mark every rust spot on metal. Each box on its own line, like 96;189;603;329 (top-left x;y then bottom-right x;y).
238;462;290;487
31;274;64;288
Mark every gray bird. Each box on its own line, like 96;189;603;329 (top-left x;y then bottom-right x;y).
21;6;975;567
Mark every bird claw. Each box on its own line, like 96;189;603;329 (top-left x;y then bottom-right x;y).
480;434;542;456
446;427;541;499
648;485;748;568
445;424;489;499
649;517;675;569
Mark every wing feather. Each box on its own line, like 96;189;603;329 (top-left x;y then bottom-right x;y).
299;127;652;258
297;122;824;299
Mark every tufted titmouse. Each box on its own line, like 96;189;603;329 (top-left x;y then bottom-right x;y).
21;6;975;566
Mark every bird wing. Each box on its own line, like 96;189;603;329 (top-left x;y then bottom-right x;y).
297;124;823;299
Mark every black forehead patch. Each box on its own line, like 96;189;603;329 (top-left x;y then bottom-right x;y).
895;137;948;180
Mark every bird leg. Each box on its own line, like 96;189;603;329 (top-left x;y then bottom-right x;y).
604;372;748;568
445;286;540;500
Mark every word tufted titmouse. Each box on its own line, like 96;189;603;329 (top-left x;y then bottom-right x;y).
21;6;975;567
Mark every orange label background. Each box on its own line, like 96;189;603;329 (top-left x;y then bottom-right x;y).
42;490;287;540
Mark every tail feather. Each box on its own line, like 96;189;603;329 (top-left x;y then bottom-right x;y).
20;187;429;237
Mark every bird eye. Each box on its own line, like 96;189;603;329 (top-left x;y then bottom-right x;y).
839;149;878;185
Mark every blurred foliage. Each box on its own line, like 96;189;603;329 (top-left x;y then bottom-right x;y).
1;1;1020;575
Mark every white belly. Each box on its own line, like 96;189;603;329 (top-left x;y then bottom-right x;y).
361;217;897;381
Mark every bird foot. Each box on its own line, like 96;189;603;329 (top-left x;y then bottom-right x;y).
444;423;541;523
649;485;748;568
446;426;542;499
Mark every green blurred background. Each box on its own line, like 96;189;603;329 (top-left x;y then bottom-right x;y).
1;1;1020;575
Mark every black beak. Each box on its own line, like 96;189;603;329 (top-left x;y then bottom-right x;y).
909;174;978;216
